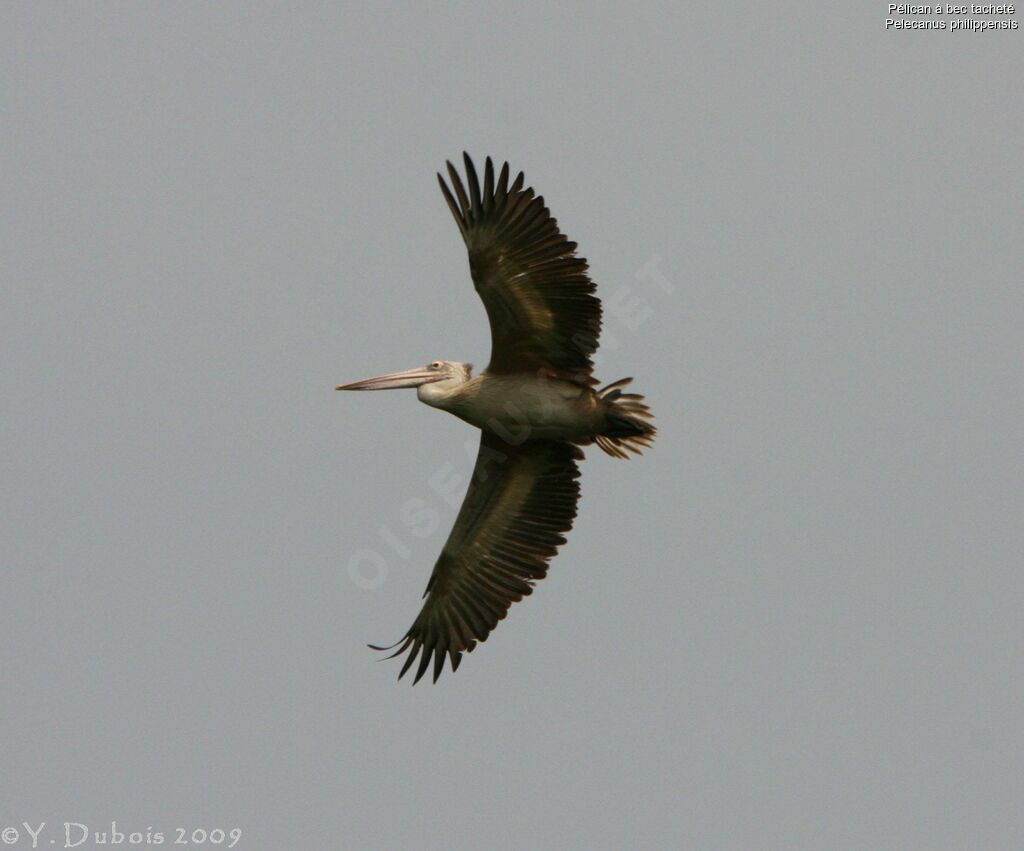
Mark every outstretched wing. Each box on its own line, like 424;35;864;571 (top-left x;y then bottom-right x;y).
373;432;583;683
438;153;602;384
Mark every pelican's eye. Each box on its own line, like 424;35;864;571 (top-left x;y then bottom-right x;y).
430;361;443;370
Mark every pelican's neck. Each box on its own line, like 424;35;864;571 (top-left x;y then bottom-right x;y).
417;377;466;410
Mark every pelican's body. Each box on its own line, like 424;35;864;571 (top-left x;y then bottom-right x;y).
421;369;603;441
337;155;656;683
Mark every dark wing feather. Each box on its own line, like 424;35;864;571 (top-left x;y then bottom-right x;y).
372;432;583;683
438;153;602;384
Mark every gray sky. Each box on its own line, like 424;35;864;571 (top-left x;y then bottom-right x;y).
2;3;1022;849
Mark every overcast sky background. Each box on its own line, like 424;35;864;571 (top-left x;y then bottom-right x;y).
3;3;1022;849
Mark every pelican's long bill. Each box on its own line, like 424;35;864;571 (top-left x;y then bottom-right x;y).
335;366;444;391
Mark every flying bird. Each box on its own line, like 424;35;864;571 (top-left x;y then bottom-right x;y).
337;154;655;683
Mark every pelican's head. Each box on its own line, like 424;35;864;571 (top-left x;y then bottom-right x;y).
335;360;472;403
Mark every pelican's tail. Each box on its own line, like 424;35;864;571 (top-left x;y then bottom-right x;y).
595;377;656;459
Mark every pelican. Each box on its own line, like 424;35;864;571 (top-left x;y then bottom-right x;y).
337;154;655;683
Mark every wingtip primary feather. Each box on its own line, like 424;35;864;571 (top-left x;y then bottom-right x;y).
446;160;470;214
432;645;447;683
398;642;421;680
413;644;433;684
463;153;482;216
483;157;495;211
496;161;510;199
